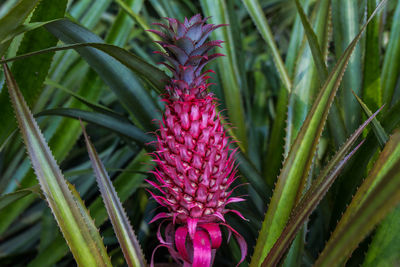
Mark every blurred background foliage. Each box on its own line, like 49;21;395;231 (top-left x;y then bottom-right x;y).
0;0;399;266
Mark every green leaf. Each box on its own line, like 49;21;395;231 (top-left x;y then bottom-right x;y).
263;84;288;187
381;0;400;107
44;19;162;130
2;62;111;266
36;108;154;146
363;0;382;111
315;130;400;266
0;0;68;157
294;0;328;82
0;0;40;55
241;0;292;92
44;78;117;115
263;106;383;266
287;0;331;144
363;205;400;267
285;0;310;77
0;41;169;95
332;0;363;133
0;0;111;237
0;224;41;257
330;96;400;235
250;2;386;265
29;150;152;267
82;123;147;267
107;0;144;47
114;0;160;43
352;91;389;148
200;0;248;150
0;185;41;211
0;20;61;46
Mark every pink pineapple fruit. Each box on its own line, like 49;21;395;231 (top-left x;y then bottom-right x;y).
147;14;247;267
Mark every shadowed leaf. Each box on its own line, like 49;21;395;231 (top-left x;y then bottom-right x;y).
0;185;42;211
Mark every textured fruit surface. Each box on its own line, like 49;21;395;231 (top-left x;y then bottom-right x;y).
147;14;247;266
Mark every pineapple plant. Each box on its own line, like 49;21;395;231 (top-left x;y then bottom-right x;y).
0;0;400;267
147;15;246;266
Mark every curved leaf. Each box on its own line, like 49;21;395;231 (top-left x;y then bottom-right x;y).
263;106;383;266
38;107;270;201
2;62;111;266
363;0;382;112
0;185;41;211
382;0;400;107
28;150;152;267
250;2;386;265
0;0;40;55
241;0;292;92
315;130;400;266
200;0;249;150
363;205;400;267
36;108;154;147
0;20;61;45
353;91;389;148
0;41;168;95
82;123;147;267
43;19;162;130
0;0;68;159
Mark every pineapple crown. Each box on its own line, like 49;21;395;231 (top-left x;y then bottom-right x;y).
148;14;226;99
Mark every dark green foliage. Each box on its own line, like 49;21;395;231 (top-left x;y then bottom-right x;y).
0;0;399;266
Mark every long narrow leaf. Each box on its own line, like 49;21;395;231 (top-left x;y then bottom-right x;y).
363;0;382;111
263;106;383;266
200;0;249;150
332;0;362;133
0;41;168;94
0;0;113;236
2;63;111;266
287;0;331;144
29;150;152;267
0;0;68;159
114;0;160;44
363;206;400;266
294;0;328;81
0;185;41;211
0;0;40;55
0;20;61;45
315;130;400;266
82;123;146;267
44;19;161;130
37;107;270;200
250;2;386;265
36;108;154;147
241;0;292;92
381;0;400;107
353;91;389;148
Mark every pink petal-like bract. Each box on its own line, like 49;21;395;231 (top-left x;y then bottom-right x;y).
148;14;247;266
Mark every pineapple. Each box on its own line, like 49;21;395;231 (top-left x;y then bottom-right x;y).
147;14;247;266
